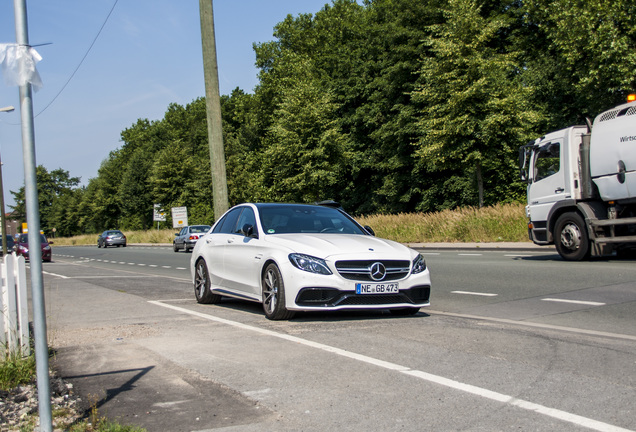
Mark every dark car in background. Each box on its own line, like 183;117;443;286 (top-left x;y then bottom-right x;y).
173;225;211;252
0;234;15;255
97;230;127;248
14;233;52;262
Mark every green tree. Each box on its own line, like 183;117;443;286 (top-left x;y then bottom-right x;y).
10;166;81;235
118;150;153;230
259;54;349;203
523;0;636;127
413;0;541;208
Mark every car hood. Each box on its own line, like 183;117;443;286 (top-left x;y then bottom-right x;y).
264;234;416;261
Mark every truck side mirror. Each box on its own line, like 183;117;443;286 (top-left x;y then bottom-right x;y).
519;145;531;182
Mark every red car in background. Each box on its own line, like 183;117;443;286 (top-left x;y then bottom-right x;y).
14;233;52;262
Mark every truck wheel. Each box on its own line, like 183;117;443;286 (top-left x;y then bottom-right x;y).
554;212;590;261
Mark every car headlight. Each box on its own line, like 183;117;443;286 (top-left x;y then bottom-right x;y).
43;245;51;251
412;253;427;274
289;253;332;275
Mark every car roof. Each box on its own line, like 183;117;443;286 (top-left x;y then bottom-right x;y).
252;203;334;210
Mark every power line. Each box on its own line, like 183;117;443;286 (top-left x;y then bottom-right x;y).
35;0;119;117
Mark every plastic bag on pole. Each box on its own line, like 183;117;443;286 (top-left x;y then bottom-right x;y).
0;43;43;91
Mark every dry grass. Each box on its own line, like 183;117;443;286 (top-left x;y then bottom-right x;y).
51;203;529;246
357;202;528;243
52;229;176;247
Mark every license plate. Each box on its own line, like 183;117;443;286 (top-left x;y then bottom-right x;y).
355;283;399;294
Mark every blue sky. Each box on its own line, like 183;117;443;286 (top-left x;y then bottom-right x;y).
0;0;331;207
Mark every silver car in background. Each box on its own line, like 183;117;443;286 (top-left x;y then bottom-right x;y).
173;225;211;252
97;230;127;248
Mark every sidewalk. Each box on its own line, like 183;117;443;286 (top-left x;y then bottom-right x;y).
46;276;272;432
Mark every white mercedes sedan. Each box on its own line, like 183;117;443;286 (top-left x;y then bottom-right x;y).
191;203;431;320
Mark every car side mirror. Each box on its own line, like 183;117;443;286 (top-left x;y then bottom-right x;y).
240;224;257;238
364;225;375;236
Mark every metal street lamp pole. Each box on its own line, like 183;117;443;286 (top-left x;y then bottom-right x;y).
13;0;53;430
0;106;15;257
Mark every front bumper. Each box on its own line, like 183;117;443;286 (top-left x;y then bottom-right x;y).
295;285;430;308
283;259;432;311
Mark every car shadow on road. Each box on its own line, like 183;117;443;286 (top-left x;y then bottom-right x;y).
512;254;636;262
203;297;431;322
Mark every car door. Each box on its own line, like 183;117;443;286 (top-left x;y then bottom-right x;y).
221;206;265;298
176;227;187;248
200;208;242;291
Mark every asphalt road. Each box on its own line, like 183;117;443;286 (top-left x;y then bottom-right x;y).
40;245;636;431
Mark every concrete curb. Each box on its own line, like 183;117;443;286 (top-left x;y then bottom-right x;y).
406;242;554;252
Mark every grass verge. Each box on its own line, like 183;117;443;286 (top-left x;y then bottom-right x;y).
51;203;529;246
0;351;145;432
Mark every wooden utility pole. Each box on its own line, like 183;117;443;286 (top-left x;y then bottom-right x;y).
199;0;229;219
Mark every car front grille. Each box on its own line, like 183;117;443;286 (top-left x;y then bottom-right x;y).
335;260;411;282
295;285;430;308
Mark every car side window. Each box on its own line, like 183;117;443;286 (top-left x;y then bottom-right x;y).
534;142;560;182
234;207;257;235
213;208;242;234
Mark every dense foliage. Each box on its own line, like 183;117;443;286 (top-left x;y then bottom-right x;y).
11;0;635;236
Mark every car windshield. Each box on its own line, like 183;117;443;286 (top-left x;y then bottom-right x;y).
258;204;367;235
17;234;47;243
190;225;211;234
106;231;123;236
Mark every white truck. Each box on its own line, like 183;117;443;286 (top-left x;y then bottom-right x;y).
519;97;636;260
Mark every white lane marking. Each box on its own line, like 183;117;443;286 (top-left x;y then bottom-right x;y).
452;291;498;297
542;298;606;306
420;252;440;256
153;400;191;408
42;271;69;279
428;310;636;342
176;267;187;270
458;253;483;256
149;301;633;432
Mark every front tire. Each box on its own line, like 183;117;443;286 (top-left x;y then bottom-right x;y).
554;212;590;261
194;259;222;304
262;263;295;320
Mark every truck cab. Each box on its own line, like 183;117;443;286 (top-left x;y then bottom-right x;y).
520;99;636;260
520;126;586;245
